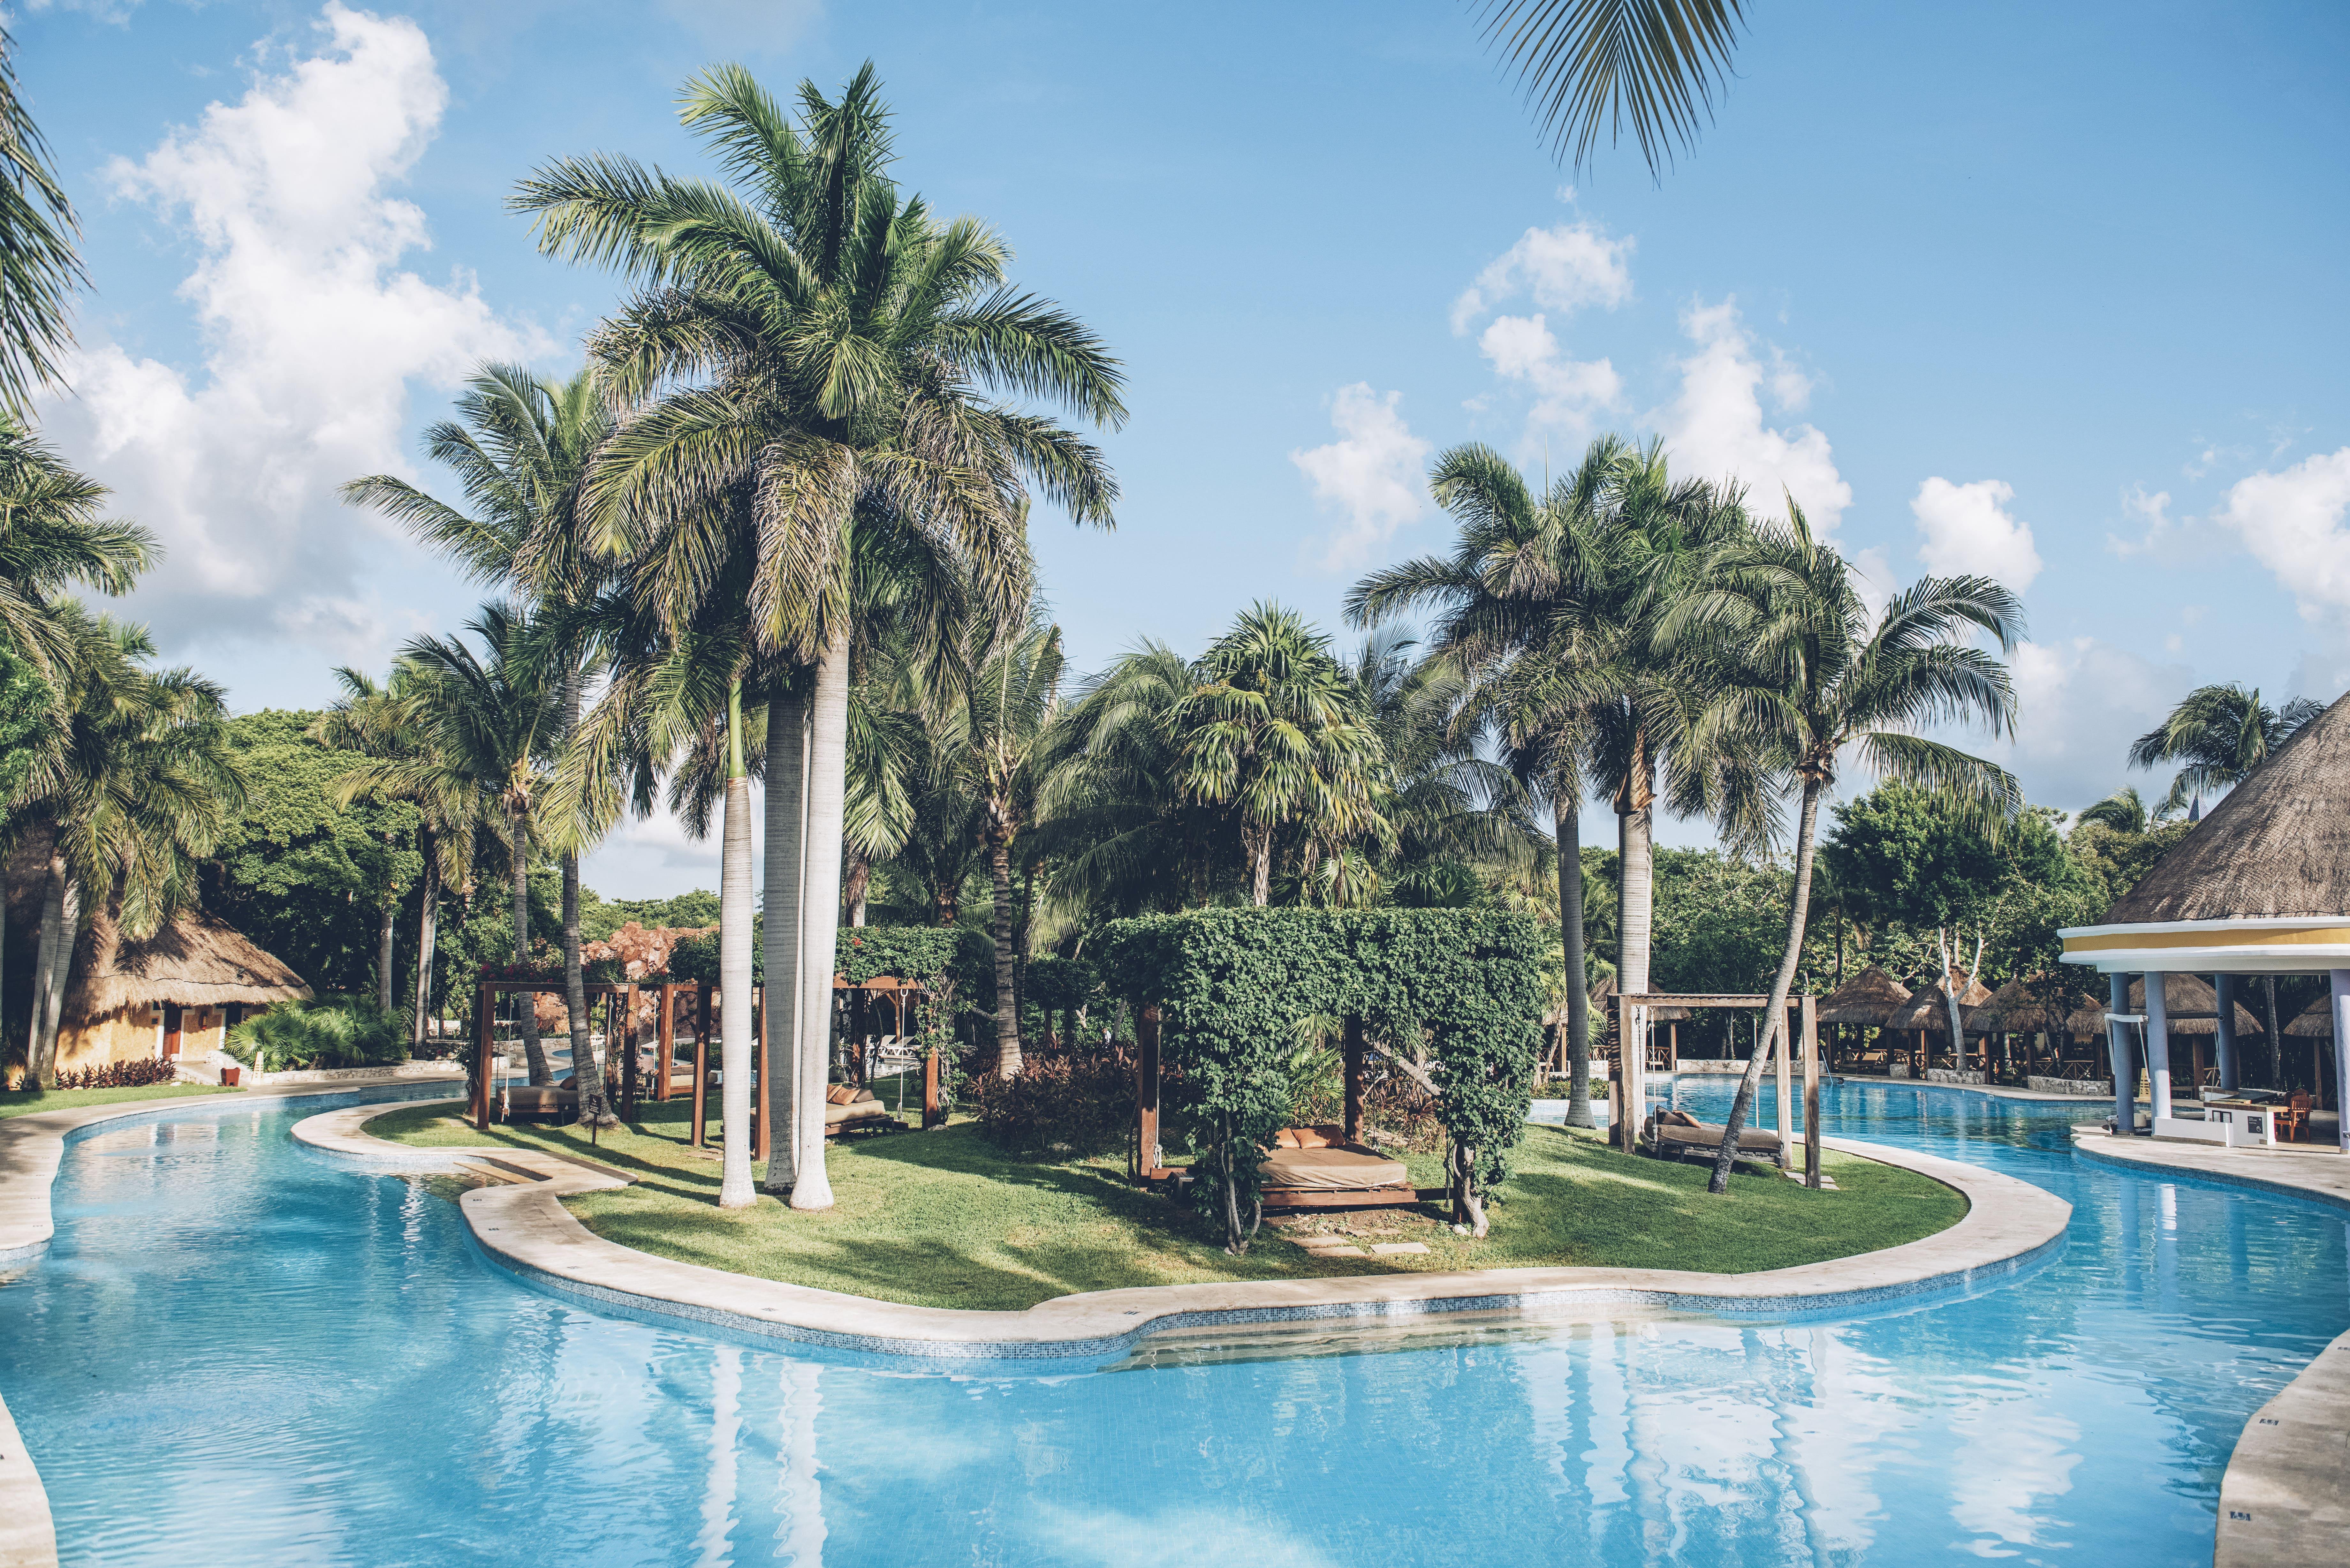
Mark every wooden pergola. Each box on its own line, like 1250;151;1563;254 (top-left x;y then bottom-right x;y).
832;971;948;1129
1613;991;1825;1188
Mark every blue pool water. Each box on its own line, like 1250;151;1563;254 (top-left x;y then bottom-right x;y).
0;1081;2343;1567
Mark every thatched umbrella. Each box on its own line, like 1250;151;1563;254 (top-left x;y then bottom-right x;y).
1886;973;1993;1034
1975;975;2068;1035
1815;964;1912;1027
2285;996;2334;1037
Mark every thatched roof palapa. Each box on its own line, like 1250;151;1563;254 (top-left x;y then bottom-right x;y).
1885;972;1993;1034
1975;976;2071;1035
2099;691;2350;923
1814;964;1912;1027
2053;975;2266;1037
67;906;314;1016
2286;997;2337;1037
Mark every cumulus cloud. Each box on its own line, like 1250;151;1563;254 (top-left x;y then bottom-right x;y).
1991;637;2191;811
1450;217;1634;335
1290;383;1432;570
1652;299;1851;535
2213;446;2350;618
42;3;543;665
1475;313;1623;440
1910;477;2043;590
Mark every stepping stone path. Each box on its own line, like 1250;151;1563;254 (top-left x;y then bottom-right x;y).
1368;1242;1429;1256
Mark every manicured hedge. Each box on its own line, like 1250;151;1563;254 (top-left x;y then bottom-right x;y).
1095;908;1547;1249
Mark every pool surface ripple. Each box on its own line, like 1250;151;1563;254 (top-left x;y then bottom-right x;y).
0;1080;2343;1566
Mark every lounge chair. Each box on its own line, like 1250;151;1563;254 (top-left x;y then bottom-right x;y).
1257;1123;1414;1210
1643;1108;1785;1168
823;1084;899;1137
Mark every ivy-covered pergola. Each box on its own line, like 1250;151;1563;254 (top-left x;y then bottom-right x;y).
1097;908;1548;1252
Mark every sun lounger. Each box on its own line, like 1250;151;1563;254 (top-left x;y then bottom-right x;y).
1643;1109;1785;1167
823;1085;899;1137
1257;1124;1414;1209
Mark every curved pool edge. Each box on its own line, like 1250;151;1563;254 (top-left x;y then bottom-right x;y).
301;1098;2072;1362
0;1373;57;1568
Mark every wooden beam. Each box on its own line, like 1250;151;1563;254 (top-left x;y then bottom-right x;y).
1135;1004;1162;1183
690;982;710;1150
474;980;493;1132
655;984;676;1103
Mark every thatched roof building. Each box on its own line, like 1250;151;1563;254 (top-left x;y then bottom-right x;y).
68;906;312;1016
1975;975;2073;1035
1815;965;1911;1027
2285;996;2335;1038
1885;973;1993;1034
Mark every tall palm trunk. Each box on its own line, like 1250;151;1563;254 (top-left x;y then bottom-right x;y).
1709;778;1823;1195
987;830;1022;1078
762;678;807;1197
790;634;850;1212
376;834;396;1016
565;850;611;1124
1614;751;1654;1121
26;850;69;1087
718;677;757;1210
411;848;439;1057
1248;825;1272;906
1557;795;1595;1128
843;851;869;927
510;809;548;1086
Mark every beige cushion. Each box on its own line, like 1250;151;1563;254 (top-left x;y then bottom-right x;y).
1259;1144;1410;1192
824;1098;894;1127
1654;1120;1782;1153
1274;1124;1348;1150
505;1086;577;1113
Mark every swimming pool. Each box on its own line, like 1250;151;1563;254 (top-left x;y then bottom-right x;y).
0;1080;2341;1566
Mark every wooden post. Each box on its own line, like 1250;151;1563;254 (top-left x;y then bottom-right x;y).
474;982;493;1132
690;982;711;1150
1775;1000;1794;1171
1135;1003;1163;1180
1668;1020;1679;1076
655;984;676;1102
1802;994;1822;1188
622;984;640;1118
1342;1014;1365;1147
752;984;769;1163
923;1045;942;1129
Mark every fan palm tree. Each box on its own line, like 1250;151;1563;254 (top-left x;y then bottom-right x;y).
399;605;565;1090
345;363;620;1124
317;663;481;1057
0;416;155;675
2126;682;2322;818
17;610;241;1086
517;63;1123;1209
0;29;86;415
1472;0;1746;179
1666;507;2022;1194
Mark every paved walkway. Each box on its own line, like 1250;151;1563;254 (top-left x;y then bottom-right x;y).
296;1097;2073;1361
2069;1128;2350;1568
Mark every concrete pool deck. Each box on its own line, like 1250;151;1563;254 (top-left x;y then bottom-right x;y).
294;1096;2072;1361
2068;1127;2350;1568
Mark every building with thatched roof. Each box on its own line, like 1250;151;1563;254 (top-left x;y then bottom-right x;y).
1886;973;1993;1035
55;906;313;1074
2062;688;2350;1145
1814;965;1911;1028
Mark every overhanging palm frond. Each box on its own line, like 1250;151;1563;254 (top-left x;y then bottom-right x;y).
1474;0;1747;179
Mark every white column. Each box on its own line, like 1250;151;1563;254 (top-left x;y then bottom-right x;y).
2145;972;2174;1123
2331;971;2350;1155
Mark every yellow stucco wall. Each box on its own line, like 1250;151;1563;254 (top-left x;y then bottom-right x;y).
56;1005;161;1073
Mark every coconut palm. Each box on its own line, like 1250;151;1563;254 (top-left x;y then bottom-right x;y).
0;416;154;674
398;605;564;1089
316;664;481;1057
1472;0;1745;178
516;63;1122;1209
2126;682;2322;818
0;29;86;415
1665;507;2022;1194
345;363;620;1124
2075;785;2156;835
17;610;241;1086
311;671;418;1017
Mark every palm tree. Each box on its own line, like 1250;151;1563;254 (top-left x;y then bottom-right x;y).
345;363;619;1124
399;606;564;1090
1175;603;1390;907
1472;0;1746;178
317;663;480;1057
2127;683;2321;818
0;29;87;415
0;416;154;674
518;63;1123;1209
311;671;414;1017
2075;785;2156;835
17;610;241;1086
1667;507;2022;1194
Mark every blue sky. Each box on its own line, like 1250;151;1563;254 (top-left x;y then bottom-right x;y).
18;0;2350;896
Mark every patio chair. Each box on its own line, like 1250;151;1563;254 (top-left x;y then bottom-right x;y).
2275;1094;2311;1142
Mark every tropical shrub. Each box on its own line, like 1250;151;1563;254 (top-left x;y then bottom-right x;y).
225;995;406;1072
52;1057;180;1089
966;1044;1132;1155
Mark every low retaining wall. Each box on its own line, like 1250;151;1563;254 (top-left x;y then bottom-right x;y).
178;1059;465;1089
2027;1075;2112;1097
1924;1069;1986;1085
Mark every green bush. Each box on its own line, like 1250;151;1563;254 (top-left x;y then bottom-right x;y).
225;995;406;1072
967;1046;1132;1155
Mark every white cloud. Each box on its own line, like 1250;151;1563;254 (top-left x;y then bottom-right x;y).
1652;299;1851;535
1290;383;1431;570
41;3;543;665
2105;484;2176;557
2214;446;2350;618
1475;313;1622;440
1450;218;1634;335
1909;476;2043;590
1994;637;2191;810
1848;544;1895;623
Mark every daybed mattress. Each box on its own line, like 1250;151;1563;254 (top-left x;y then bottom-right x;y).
1654;1122;1781;1154
825;1097;895;1128
504;1086;578;1114
1258;1144;1410;1191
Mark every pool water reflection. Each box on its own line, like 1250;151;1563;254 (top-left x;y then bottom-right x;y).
0;1081;2341;1566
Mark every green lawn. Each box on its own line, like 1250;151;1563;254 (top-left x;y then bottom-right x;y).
0;1082;241;1119
367;1099;1966;1312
